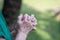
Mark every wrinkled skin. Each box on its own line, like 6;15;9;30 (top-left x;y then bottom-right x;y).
18;14;37;33
15;14;37;40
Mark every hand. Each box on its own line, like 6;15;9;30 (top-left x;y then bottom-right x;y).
17;14;37;34
0;38;5;40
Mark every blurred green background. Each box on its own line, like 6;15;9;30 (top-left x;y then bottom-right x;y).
0;0;60;40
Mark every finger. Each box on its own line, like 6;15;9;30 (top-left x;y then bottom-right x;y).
33;22;37;26
31;14;37;24
31;14;34;22
17;14;23;24
30;14;37;29
24;14;30;22
27;16;31;21
32;27;36;30
18;14;23;21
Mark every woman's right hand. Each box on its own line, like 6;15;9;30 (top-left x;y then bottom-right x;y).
17;14;37;34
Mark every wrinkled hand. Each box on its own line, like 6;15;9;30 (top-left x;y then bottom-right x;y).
17;14;37;34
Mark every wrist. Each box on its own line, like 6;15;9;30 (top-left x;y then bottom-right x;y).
15;31;28;40
18;27;31;35
18;30;29;35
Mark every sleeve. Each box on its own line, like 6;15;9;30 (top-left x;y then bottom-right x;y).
0;11;13;40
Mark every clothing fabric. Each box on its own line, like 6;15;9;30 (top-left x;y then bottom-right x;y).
0;11;12;40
